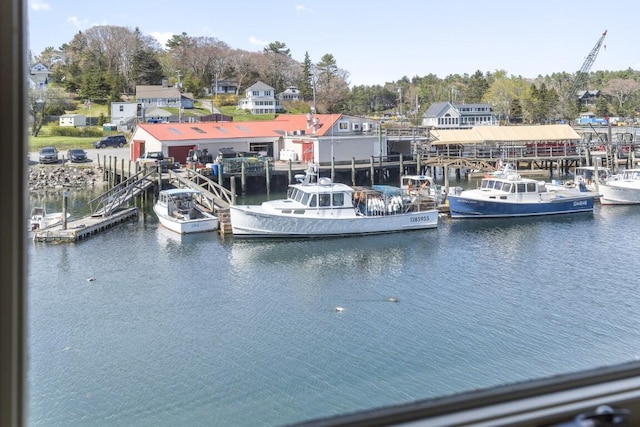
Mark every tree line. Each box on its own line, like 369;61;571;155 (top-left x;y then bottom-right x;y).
30;24;640;129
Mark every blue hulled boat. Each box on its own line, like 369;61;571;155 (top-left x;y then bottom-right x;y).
448;168;599;219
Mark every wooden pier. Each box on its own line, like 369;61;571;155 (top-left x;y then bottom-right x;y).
32;207;139;243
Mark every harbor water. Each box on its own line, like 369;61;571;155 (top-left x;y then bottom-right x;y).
26;186;640;426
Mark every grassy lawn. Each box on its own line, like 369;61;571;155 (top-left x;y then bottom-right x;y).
29;135;101;151
219;106;275;121
28;101;281;151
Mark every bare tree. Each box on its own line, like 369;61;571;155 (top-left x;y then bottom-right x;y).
602;78;640;111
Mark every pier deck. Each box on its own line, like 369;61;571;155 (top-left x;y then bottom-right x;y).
32;207;139;243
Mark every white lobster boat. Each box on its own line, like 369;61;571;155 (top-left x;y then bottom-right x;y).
229;165;439;238
599;169;640;205
153;188;218;234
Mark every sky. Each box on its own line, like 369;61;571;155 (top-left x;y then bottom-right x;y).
27;0;640;87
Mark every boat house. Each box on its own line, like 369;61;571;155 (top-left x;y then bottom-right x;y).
128;113;380;167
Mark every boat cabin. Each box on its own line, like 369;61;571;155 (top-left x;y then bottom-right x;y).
158;189;202;220
480;177;547;194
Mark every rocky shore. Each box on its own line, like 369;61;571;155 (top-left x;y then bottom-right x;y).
28;165;105;191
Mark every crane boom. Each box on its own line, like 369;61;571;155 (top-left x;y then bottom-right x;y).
570;30;607;99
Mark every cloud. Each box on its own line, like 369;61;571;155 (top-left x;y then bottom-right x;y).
249;36;269;47
151;32;174;49
295;4;315;14
66;16;84;29
30;0;50;11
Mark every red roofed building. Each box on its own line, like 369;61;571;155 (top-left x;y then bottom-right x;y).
129;114;381;166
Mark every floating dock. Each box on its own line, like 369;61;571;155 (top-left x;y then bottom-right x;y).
32;207;139;243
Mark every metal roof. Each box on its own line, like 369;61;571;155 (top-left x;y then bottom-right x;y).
430;124;581;145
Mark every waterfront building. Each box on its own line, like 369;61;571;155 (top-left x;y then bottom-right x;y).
421;102;498;129
128;113;380;166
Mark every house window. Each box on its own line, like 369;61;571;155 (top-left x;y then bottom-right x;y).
264;91;271;96
338;121;349;130
119;105;124;112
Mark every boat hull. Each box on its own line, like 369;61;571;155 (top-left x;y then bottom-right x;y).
598;184;640;205
153;205;218;234
448;194;596;218
229;205;438;238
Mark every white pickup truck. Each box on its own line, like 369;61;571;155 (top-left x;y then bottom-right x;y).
135;151;171;171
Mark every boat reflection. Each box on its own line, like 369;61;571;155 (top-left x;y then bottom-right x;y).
229;232;420;271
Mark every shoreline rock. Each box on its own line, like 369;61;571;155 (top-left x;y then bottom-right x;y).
29;165;105;191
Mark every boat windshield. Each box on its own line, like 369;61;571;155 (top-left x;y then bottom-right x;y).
332;193;344;206
481;179;494;189
319;194;330;207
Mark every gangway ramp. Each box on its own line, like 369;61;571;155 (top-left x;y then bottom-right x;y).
90;169;156;217
167;169;232;211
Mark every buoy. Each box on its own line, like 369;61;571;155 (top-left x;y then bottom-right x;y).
335;307;345;312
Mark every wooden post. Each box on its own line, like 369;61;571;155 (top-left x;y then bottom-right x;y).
157;163;162;191
444;164;449;199
121;158;125;180
109;156;114;187
288;160;292;185
399;153;404;184
351;158;356;186
265;159;270;196
230;176;237;205
241;161;246;194
370;156;375;186
416;153;422;175
62;190;68;230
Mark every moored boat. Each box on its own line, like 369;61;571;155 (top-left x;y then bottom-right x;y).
229;165;439;238
153;188;219;234
29;206;69;231
448;168;599;218
598;168;640;205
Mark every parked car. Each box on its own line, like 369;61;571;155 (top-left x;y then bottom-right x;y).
94;134;127;149
38;146;59;164
66;148;88;163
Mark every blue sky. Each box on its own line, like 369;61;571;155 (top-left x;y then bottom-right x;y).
27;0;640;87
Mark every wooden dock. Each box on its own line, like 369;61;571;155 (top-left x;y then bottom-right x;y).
32;207;139;243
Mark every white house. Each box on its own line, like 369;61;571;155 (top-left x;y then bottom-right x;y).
276;86;302;112
422;102;497;129
59;113;86;127
238;81;277;114
136;81;194;110
29;62;50;90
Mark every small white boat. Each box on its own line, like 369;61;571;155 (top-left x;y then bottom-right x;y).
448;166;599;218
29;206;68;231
229;165;439;238
599;169;640;205
399;174;462;205
573;166;611;192
153;188;218;234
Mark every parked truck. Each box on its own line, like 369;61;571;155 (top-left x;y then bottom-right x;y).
135;151;172;172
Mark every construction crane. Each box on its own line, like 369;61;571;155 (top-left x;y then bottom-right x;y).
567;30;607;107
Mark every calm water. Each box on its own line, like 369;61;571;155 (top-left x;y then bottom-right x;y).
26;187;640;426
